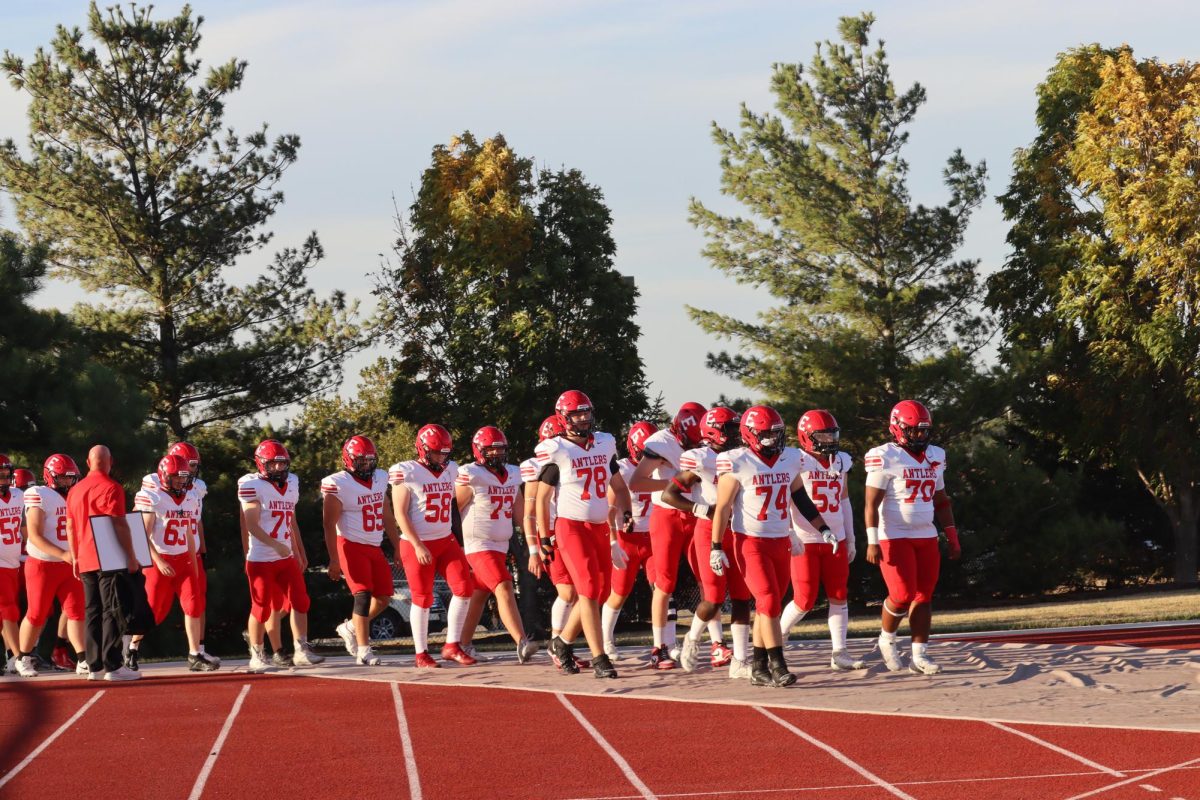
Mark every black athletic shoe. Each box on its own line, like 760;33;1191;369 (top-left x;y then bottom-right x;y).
550;637;579;674
188;653;220;672
750;664;773;686
770;664;796;687
124;649;140;672
271;651;292;668
592;653;617;679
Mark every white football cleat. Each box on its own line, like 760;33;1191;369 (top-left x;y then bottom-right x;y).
462;643;487;662
292;642;325;667
104;666;141;682
15;655;38;678
878;636;905;672
728;656;751;680
831;649;866;671
247;646;270;673
603;641;618;661
679;636;700;673
909;654;942;675
355;647;383;666
76;660;91;677
668;646;681;663
336;620;357;656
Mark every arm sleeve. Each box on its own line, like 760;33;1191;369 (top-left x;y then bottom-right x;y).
609;455;619;475
790;485;822;524
537;463;560;486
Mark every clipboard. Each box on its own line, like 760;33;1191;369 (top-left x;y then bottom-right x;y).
91;513;154;572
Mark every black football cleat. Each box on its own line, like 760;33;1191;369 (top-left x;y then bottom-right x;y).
592;653;618;679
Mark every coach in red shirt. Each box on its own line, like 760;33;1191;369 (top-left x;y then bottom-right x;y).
67;445;142;680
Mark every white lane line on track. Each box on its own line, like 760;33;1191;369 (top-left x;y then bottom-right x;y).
754;705;918;800
1063;757;1200;800
0;689;104;790
556;692;657;800
391;682;423;800
187;683;250;800
988;721;1125;776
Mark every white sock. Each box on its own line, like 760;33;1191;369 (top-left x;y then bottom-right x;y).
707;617;723;644
828;603;849;651
652;625;665;649
912;641;928;660
879;629;897;645
688;614;707;641
731;623;750;662
601;603;619;647
446;595;469;645
411;606;430;654
665;620;677;650
551;598;571;633
780;601;808;635
189;650;199;656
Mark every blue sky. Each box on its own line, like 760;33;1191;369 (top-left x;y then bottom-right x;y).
3;1;1199;422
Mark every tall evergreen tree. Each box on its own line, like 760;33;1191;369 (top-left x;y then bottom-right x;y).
0;2;362;440
688;13;993;447
374;132;650;455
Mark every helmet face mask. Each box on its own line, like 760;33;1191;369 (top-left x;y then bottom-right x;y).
168;442;201;487
416;424;454;475
797;410;840;456
342;435;378;480
158;454;192;498
471;426;508;472
555;390;595;439
700;407;741;452
889;400;933;452
254;440;291;487
740;406;786;460
43;454;80;496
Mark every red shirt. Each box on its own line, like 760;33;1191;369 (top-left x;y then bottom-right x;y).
67;471;128;574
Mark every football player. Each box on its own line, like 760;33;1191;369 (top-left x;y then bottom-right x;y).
628;402;706;668
711;406;833;687
600;421;657;660
534;390;632;679
864;400;961;675
14;455;86;678
662;407;748;675
239;440;324;672
323;435;399;667
0;456;24;672
783;411;865;671
455;426;538;663
389;425;477;668
133;455;217;671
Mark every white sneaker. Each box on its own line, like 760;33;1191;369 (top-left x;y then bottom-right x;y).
878;636;905;672
104;666;141;682
247;646;270;673
87;670;100;681
603;641;618;661
76;661;91;677
910;654;942;675
355;647;383;666
15;655;38;678
4;657;16;675
728;656;751;680
336;620;357;656
517;638;539;664
831;649;866;671
462;643;486;662
292;642;325;667
679;636;701;673
669;646;681;662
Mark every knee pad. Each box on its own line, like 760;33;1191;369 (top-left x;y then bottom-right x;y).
352;591;372;617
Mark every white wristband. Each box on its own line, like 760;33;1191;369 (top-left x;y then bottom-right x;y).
692;502;711;519
528;543;539;556
866;527;880;546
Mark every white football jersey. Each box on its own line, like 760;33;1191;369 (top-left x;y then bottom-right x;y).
141;472;208;503
864;443;946;540
679;446;721;507
520;457;557;532
24;486;68;562
135;487;202;556
716;446;803;538
617;458;652;533
238;473;300;562
534;433;618;524
790;450;853;544
389;460;457;542
457;462;521;555
641;429;697;509
0;488;24;569
321;469;390;546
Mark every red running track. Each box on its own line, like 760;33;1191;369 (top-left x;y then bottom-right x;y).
1;672;1198;800
943;622;1200;651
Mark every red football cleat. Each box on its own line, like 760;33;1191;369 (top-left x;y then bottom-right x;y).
51;645;76;672
440;642;477;666
710;642;733;668
414;651;440;669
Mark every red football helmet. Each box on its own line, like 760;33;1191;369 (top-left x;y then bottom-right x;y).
342;435;378;480
43;454;80;493
168;441;201;472
625;421;658;463
740;406;786;460
472;426;508;470
555;390;595;437
12;468;34;490
254;440;291;486
670;402;707;448
889;400;933;452
415;424;453;472
538;415;566;442
157;454;191;498
700;407;741;452
797;410;841;456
